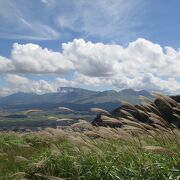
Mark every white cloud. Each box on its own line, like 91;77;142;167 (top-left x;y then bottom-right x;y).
11;43;74;74
0;56;14;73
0;73;106;96
73;72;106;86
112;74;180;94
0;87;13;97
5;74;62;94
0;43;74;74
62;38;180;94
0;38;180;95
62;39;122;77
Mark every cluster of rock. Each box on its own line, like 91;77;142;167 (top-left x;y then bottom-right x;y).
92;94;180;129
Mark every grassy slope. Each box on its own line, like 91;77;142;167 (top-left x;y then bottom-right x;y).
0;127;179;180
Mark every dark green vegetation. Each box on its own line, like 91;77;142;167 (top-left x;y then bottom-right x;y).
0;87;152;111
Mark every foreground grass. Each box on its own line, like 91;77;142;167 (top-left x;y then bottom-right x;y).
0;126;179;180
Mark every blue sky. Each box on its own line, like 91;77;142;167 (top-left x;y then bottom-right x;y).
0;0;180;95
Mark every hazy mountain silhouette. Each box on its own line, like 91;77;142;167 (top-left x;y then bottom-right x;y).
0;87;152;111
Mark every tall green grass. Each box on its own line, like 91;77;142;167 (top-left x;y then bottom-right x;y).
0;127;179;180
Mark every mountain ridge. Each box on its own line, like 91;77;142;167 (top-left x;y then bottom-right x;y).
0;87;153;111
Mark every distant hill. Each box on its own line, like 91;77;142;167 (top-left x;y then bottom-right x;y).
0;87;153;111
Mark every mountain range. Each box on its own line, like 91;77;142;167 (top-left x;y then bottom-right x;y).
0;87;153;111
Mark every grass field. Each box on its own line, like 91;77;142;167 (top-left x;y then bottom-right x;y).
0;94;179;179
0;124;179;179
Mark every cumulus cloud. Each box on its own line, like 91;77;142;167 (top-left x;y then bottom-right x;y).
0;38;180;95
0;56;15;73
6;74;56;94
11;43;74;74
62;38;180;93
0;73;106;96
4;74;76;95
112;74;180;94
73;72;106;86
62;38;175;78
0;87;13;97
62;39;122;77
0;43;74;74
